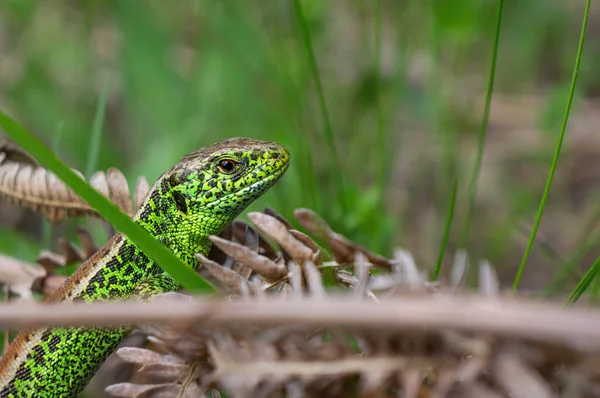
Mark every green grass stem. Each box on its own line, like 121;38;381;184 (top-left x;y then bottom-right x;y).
460;0;503;247
292;0;347;213
566;254;599;306
432;178;457;281
86;80;110;179
514;0;590;291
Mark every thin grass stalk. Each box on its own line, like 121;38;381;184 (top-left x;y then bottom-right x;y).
514;0;591;291
429;16;459;225
544;194;600;296
543;234;596;297
297;131;320;210
207;3;321;213
589;273;600;305
86;80;110;180
460;0;503;247
432;178;457;281
566;255;600;306
292;0;347;213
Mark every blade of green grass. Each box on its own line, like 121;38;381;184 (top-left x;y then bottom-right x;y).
86;80;110;179
566;254;600;306
460;0;503;247
432;178;457;281
0;109;215;294
590;271;600;305
543;232;596;297
514;0;590;291
543;191;600;296
292;0;347;213
296;130;320;211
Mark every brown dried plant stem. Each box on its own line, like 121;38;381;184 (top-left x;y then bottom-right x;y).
0;297;598;347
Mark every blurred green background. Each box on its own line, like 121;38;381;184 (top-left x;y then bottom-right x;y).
0;0;599;294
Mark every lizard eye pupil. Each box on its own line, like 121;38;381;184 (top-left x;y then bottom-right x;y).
218;159;236;173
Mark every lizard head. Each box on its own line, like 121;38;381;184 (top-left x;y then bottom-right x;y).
136;137;290;261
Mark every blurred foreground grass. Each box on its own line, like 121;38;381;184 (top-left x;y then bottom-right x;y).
0;0;599;294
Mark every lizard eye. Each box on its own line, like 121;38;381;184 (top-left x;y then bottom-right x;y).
218;159;237;173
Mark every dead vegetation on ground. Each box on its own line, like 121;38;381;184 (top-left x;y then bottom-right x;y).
0;142;599;397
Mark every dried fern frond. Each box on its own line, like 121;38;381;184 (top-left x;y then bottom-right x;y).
0;253;45;300
0;140;150;223
294;208;394;271
106;207;405;397
102;293;600;397
102;208;600;398
32;227;104;297
0;140;39;166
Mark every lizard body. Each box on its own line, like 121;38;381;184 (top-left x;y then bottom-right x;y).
0;137;290;397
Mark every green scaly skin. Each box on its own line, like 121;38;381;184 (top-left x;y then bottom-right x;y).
0;137;290;398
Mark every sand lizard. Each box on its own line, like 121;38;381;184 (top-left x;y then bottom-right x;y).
0;137;290;397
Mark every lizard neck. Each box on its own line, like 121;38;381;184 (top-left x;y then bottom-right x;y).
134;177;213;269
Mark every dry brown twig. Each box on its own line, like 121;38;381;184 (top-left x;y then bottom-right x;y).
0;295;597;346
102;208;600;397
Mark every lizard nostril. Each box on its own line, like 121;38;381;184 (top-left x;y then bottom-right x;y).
271;152;280;160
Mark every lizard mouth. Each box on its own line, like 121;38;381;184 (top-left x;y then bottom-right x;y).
205;146;290;209
235;152;290;198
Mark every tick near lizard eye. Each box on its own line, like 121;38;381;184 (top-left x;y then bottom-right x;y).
168;173;182;187
218;159;237;173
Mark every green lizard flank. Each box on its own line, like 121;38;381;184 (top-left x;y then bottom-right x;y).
0;137;290;397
